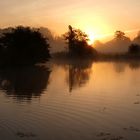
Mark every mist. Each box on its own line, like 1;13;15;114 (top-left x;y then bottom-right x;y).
1;26;140;55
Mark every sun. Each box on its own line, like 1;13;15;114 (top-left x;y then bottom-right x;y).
85;31;96;45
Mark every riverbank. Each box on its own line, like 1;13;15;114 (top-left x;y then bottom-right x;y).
52;52;140;62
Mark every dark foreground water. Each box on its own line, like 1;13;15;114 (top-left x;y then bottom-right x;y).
0;61;140;140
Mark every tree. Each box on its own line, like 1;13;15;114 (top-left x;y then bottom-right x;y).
128;44;140;54
0;26;50;65
115;30;126;40
63;25;97;57
133;31;140;45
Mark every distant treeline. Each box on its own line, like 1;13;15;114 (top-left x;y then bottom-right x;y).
0;25;140;66
94;30;140;54
54;26;140;59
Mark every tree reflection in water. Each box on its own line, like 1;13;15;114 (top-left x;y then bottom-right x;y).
113;60;140;73
129;61;140;70
0;66;51;101
68;60;93;92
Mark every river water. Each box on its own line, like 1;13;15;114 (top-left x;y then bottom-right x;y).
0;60;140;140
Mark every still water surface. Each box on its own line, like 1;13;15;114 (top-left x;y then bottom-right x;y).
0;61;140;140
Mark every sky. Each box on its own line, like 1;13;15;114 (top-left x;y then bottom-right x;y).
0;0;140;42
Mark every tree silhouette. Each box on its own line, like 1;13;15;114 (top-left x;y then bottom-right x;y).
133;31;140;45
0;26;50;65
128;44;140;54
115;30;126;40
63;25;97;57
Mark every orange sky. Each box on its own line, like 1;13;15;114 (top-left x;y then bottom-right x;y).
0;0;140;42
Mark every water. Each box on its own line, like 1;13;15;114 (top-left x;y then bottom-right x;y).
0;60;140;140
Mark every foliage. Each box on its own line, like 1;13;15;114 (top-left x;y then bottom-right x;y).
115;30;126;40
133;31;140;45
63;25;97;57
128;44;140;54
0;26;50;65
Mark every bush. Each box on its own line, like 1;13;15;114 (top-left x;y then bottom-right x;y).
128;44;140;54
0;26;50;65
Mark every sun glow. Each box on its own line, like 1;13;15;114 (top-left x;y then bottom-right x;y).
74;16;113;45
86;31;96;45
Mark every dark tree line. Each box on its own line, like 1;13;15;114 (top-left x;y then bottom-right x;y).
128;44;140;54
128;31;140;54
0;26;50;65
0;25;140;66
